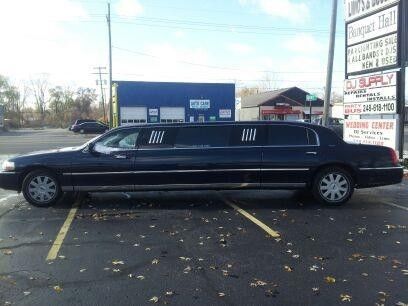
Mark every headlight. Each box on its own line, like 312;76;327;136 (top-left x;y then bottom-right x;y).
1;160;15;172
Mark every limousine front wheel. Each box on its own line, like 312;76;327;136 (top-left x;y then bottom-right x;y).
313;167;354;206
22;170;61;207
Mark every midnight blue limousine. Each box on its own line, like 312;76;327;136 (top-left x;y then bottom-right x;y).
0;121;403;207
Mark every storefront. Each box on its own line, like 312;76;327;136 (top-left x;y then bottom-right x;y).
112;81;235;127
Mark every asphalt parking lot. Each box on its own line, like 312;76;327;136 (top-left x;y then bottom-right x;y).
0;129;407;305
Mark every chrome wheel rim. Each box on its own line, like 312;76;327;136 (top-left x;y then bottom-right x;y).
319;173;349;202
28;176;57;203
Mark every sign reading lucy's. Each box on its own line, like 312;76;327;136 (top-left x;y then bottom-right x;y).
347;5;398;46
344;119;397;149
345;0;399;22
347;33;398;74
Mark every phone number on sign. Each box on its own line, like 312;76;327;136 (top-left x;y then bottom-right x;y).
362;102;395;113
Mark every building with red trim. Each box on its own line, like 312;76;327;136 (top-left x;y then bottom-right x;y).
237;87;324;122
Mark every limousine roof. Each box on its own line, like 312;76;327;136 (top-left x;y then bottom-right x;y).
114;121;344;146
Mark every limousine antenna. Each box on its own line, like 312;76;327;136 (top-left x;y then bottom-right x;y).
323;0;338;127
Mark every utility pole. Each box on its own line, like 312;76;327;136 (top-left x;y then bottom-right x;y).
107;2;113;128
323;0;338;127
93;67;108;123
398;0;407;159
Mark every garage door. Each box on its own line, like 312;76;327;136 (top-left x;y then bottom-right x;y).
120;107;147;126
160;107;185;123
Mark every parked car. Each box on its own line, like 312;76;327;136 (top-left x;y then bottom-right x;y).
0;121;403;207
69;119;97;131
71;121;109;134
313;117;344;137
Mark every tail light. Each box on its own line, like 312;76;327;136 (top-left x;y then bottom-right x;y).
389;148;399;166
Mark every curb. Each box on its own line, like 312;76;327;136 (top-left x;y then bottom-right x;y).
404;170;408;179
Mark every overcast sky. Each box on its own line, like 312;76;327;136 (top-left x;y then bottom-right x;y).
0;0;346;95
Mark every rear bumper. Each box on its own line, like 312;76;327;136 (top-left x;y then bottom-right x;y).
356;167;404;188
0;171;20;191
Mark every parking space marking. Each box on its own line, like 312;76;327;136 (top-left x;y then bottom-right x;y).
382;201;408;212
46;198;80;261
224;200;280;238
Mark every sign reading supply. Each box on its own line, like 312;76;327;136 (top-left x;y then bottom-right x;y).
346;33;398;74
343;119;397;149
347;5;398;46
190;99;210;109
343;72;397;114
345;0;399;22
219;109;232;118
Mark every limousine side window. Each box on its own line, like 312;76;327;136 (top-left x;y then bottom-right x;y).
138;127;177;148
268;125;310;146
229;125;265;146
93;128;140;153
174;126;231;148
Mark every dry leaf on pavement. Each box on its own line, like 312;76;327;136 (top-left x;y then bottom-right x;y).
53;285;63;293
340;294;352;302
149;296;159;303
325;276;336;284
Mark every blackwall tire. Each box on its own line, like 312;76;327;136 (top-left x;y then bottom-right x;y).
312;167;354;206
22;170;61;207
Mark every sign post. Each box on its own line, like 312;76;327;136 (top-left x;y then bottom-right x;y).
306;94;318;123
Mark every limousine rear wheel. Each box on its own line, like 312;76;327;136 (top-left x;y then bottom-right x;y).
22;170;61;207
313;167;354;206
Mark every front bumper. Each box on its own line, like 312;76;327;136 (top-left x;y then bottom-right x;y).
356;166;404;188
0;171;20;191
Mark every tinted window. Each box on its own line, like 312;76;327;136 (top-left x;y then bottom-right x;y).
268;125;309;146
94;128;140;153
230;125;265;146
138;127;177;148
175;126;230;148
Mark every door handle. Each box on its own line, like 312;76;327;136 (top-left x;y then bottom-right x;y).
306;151;317;155
114;154;127;159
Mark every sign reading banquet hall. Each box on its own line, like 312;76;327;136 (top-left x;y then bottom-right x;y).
343;119;397;149
347;33;398;74
347;5;398;46
189;99;210;109
344;71;397;115
345;0;399;22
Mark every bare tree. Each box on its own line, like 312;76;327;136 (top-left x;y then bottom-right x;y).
30;75;49;123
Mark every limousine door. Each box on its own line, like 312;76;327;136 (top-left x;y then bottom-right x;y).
261;125;320;187
133;125;262;189
70;128;140;191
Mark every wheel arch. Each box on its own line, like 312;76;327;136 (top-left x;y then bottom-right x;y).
311;163;358;187
18;166;61;192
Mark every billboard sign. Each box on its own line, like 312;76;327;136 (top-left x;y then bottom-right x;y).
347;5;398;46
347;33;398;74
344;119;397;149
345;0;399;22
343;72;397;114
190;99;210;109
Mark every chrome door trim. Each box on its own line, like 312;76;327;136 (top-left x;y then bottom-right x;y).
262;183;307;188
359;166;404;170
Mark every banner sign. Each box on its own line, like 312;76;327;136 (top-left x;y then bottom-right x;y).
148;108;158;116
347;5;398;46
190;99;210;109
345;0;399;22
344;72;397;114
344;119;397;148
347;33;398;74
219;109;232;118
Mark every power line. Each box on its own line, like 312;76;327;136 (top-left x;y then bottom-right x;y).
112;46;343;75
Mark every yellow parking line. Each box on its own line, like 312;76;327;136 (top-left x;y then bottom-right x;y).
225;200;280;238
46;199;80;261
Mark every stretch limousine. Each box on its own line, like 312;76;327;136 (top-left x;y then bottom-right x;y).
0;122;403;207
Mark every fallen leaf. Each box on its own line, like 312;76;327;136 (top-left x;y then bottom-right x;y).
137;275;145;280
112;268;120;272
325;276;336;284
2;249;13;255
340;294;352;302
218;292;225;297
312;287;320;295
250;279;267;287
284;265;292;272
53;285;63;293
112;260;124;265
165;291;174;296
152;258;159;265
58;255;66;259
79;268;87;273
23;291;31;296
149;296;159;303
